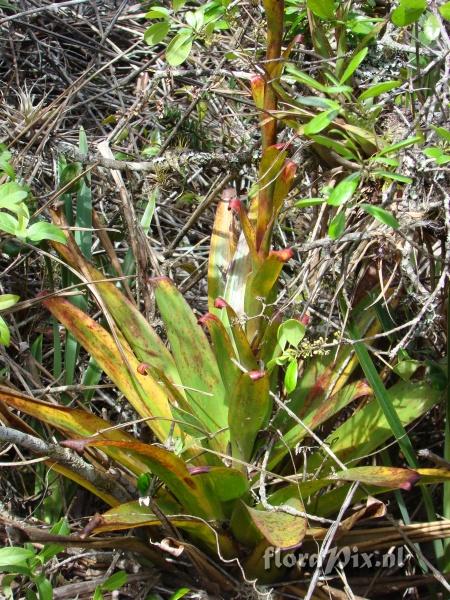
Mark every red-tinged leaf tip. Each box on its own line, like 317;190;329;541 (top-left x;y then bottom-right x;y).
273;142;291;152
188;466;211;475
251;74;265;87
198;313;220;327
228;198;242;212
60;438;88;454
214;297;228;309
36;290;51;299
399;471;421;491
283;160;297;181
270;248;294;262
137;362;150;375
299;314;310;326
248;370;266;381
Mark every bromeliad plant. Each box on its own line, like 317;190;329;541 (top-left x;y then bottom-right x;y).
1;0;449;587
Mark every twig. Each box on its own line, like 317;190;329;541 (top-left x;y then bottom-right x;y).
0;425;131;503
54;143;256;173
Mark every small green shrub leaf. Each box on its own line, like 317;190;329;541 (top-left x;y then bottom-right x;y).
391;0;426;26
424;147;443;159
101;571;128;592
277;320;306;350
328;211;346;239
306;0;334;20
26;222;67;244
0;316;10;346
423;12;441;40
0;294;19;311
144;21;170;46
145;6;170;19
376;134;423;157
284;359;298;394
340;47;368;83
0;213;18;236
432;126;450;142
295;197;325;208
358;80;402;101
327;174;360;206
0;547;35;568
373;170;413;184
440;2;450;19
0;182;28;208
361;204;400;229
436;153;450;164
166;31;193;66
304;110;339;135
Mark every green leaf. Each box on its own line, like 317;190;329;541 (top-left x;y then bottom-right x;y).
33;574;53;600
145;6;170;19
376;134;423;157
37;519;70;564
59;163;82;192
330;466;420;490
173;0;186;10
0;316;10;346
358;80;402;101
170;589;190;600
246;497;307;549
440;1;450;19
311;134;358;159
424;147;443;159
0;294;19;311
166;31;193;66
284;359;298;393
306;378;442;477
285;65;327;93
423;12;441;40
391;0;426;26
344;308;418;467
327;173;360;206
42;296;173;444
137;473;151;495
81;439;223;519
361;204;400;229
304;110;339;135
0;547;35;569
93;589;103;600
306;0;334;19
373;156;400;167
340;47;368;83
197;467;248;501
0;212;19;235
185;9;204;30
277;319;306;350
229;371;270;465
0;182;28;208
295;197;325;208
26;222;67;244
170;405;209;440
436;153;450;164
328;211;346;239
393;359;421;380
101;571;128;592
153;278;228;444
373;170;413;184
432;126;450;143
144;21;170;46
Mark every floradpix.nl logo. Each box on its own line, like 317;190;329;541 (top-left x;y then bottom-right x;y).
264;545;405;574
